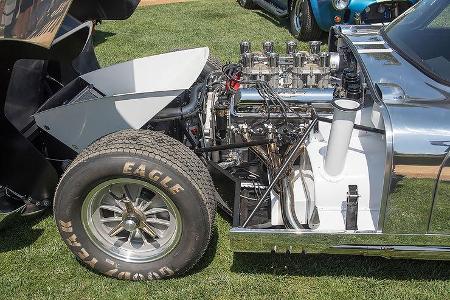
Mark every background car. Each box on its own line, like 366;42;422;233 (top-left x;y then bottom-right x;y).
238;0;417;40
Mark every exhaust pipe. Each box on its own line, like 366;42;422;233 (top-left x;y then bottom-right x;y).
281;177;304;230
324;98;361;177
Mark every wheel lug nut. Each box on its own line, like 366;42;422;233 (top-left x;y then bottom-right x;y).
123;216;140;232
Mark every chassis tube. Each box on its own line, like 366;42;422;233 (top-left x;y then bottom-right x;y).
242;118;319;228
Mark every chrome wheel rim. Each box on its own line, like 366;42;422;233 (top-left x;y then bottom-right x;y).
293;0;303;33
81;178;182;263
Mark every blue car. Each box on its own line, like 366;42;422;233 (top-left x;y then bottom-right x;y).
238;0;416;40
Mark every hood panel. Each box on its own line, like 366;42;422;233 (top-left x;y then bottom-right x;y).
34;48;210;152
340;25;450;104
69;0;140;21
0;0;72;48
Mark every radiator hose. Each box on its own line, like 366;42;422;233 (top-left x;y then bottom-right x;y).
153;83;205;121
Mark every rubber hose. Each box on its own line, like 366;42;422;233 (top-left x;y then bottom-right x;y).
153;83;205;121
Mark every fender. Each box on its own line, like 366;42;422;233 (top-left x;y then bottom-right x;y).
308;0;353;31
34;48;210;152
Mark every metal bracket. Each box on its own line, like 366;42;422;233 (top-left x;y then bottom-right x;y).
346;185;360;230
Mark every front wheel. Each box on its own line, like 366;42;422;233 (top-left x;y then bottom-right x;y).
54;130;216;280
289;0;322;41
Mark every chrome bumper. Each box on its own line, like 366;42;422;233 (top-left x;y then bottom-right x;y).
230;228;450;260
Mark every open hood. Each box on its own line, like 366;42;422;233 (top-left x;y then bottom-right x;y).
0;0;139;49
0;0;73;48
69;0;140;22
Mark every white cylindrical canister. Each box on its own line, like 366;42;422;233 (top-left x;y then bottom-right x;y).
324;98;361;177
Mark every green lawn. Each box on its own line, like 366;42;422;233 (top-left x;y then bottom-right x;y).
0;0;449;299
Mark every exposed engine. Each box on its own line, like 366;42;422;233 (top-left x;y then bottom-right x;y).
196;40;384;231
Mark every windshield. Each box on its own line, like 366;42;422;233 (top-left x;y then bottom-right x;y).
384;0;450;85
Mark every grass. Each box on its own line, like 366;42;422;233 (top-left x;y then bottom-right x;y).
93;0;302;65
0;0;449;299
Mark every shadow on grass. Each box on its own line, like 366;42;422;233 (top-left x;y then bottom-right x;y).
255;11;289;29
94;30;116;47
232;252;450;280
184;224;219;276
253;10;328;45
0;211;49;253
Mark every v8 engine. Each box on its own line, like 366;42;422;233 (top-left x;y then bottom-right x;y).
199;40;385;231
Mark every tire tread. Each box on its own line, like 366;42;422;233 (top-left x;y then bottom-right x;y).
57;129;217;277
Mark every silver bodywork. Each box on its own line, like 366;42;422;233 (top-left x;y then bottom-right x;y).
337;25;450;235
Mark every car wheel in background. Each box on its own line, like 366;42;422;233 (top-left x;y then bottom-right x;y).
289;0;322;41
238;0;256;9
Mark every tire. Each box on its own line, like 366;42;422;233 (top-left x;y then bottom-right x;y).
54;130;216;280
238;0;255;9
289;0;322;41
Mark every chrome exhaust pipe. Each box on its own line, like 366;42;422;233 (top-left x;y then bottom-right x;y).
281;176;303;230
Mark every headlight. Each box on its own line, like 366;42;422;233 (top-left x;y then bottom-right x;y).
332;0;350;10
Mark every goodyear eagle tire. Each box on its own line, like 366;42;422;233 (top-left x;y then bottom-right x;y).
54;130;216;280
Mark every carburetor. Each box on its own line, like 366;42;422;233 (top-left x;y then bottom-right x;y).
239;40;341;89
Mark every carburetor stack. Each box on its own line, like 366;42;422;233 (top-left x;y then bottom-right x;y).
239;40;341;89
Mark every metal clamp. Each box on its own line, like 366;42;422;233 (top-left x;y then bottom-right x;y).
346;185;360;230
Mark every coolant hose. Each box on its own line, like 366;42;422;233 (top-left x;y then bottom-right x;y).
153;83;205;120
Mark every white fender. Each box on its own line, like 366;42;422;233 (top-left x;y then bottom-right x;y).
34;48;209;152
81;47;209;96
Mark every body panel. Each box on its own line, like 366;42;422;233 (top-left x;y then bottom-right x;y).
34;48;210;151
68;0;140;21
0;0;73;48
0;0;139;222
0;116;58;202
231;228;450;260
334;24;450;234
430;153;450;233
